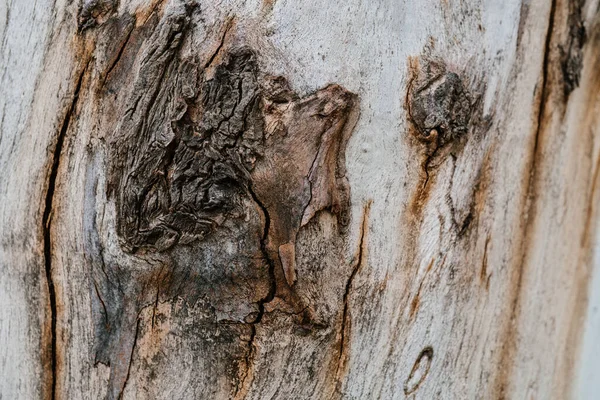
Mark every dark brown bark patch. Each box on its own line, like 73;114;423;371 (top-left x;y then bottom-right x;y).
85;3;359;397
560;0;586;97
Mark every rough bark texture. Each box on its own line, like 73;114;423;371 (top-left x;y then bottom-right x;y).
1;0;599;399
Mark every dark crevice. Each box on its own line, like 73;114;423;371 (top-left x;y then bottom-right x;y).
531;0;557;170
481;235;491;288
409;280;425;319
421;139;442;190
117;318;141;400
445;156;459;229
101;23;135;88
151;266;164;329
422;162;431;189
511;0;557;323
457;211;474;237
301;132;325;222
333;202;370;387
560;0;586;97
203;18;233;70
247;183;277;316
237;184;277;394
43;63;88;400
93;279;110;330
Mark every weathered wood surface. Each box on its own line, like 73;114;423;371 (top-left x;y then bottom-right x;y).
1;0;599;399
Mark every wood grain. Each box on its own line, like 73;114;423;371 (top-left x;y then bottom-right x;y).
1;0;599;399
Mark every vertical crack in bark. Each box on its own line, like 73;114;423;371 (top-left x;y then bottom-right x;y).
480;235;491;290
203;17;234;70
101;23;135;88
248;183;277;318
510;0;556;350
43;62;88;400
117;318;141;400
236;184;277;397
496;0;557;396
529;0;557;174
151;265;165;329
332;201;371;395
93;279;110;330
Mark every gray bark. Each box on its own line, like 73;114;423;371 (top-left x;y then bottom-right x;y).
1;0;599;399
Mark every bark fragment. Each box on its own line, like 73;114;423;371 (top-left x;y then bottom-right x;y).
87;3;359;397
560;0;586;97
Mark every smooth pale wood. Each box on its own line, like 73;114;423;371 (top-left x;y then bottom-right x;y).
0;0;87;398
1;0;599;399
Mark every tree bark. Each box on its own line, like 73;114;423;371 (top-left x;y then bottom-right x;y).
1;0;599;399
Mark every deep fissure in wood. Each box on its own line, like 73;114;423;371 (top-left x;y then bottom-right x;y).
333;202;370;389
43;62;88;400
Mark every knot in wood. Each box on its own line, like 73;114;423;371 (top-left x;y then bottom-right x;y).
408;70;471;147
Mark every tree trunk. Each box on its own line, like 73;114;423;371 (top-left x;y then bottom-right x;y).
1;0;599;399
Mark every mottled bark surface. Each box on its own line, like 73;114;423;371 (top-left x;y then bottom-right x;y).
1;0;599;399
80;3;359;398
